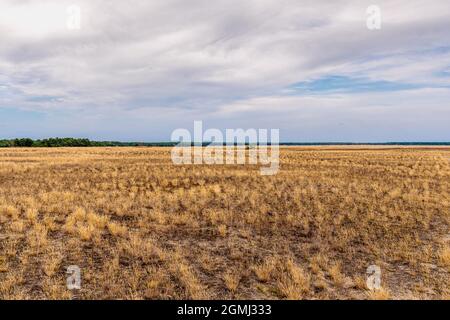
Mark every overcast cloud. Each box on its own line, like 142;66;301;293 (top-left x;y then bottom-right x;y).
0;0;449;141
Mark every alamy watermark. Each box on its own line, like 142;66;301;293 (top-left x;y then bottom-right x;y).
366;264;381;290
66;5;81;30
366;5;381;30
66;265;81;290
171;121;279;175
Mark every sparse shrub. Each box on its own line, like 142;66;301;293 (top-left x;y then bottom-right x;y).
367;287;391;300
252;257;277;282
438;246;450;269
223;272;241;293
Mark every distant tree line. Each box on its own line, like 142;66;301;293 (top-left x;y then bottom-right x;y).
0;138;178;147
0;138;448;148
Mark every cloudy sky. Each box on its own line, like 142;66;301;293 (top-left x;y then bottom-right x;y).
1;0;449;142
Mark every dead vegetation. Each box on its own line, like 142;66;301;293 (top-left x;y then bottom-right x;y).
0;146;449;299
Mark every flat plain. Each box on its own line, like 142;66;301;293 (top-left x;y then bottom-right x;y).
0;146;449;299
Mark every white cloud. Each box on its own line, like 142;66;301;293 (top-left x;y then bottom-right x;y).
0;0;449;140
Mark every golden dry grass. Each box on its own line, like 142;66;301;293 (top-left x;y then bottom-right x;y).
0;146;449;299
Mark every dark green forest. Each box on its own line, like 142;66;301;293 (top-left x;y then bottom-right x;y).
0;138;176;147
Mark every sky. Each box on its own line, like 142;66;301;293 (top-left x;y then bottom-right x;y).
0;0;449;142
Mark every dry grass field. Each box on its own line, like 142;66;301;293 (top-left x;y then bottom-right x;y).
0;146;449;300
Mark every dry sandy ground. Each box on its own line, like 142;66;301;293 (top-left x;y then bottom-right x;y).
0;146;449;299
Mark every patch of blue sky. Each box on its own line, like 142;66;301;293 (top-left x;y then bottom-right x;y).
435;67;450;78
0;107;45;122
0;107;47;138
431;46;450;54
25;95;64;103
287;75;433;94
